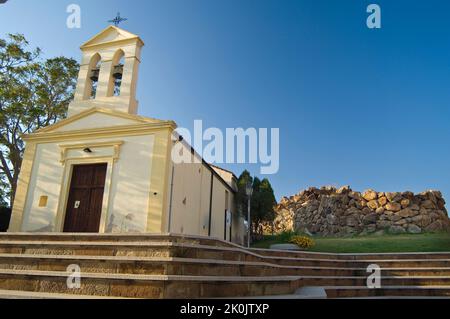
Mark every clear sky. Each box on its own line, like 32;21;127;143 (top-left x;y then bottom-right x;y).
1;0;450;202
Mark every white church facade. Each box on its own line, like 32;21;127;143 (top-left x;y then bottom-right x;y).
8;26;245;245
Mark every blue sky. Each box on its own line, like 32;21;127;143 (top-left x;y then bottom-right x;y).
1;0;450;202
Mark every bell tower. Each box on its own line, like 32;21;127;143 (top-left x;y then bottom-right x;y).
68;26;144;116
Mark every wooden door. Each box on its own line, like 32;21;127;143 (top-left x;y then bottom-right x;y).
63;163;107;233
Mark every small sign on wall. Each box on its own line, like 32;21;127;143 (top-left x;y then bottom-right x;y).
226;210;232;226
38;196;48;208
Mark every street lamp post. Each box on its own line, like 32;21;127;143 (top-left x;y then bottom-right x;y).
245;181;253;248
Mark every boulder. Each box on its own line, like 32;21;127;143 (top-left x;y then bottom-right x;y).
345;207;361;216
425;220;444;232
336;185;350;194
363;190;378;201
386;192;400;202
398;208;419;218
346;216;359;227
388;225;407;234
407;224;422;234
377;220;392;229
358;200;367;208
388;214;403;222
401;199;411;208
395;219;408;225
362;213;378;225
385;202;402;212
349;191;362;200
422;200;436;209
326;214;337;225
378;196;388;206
367;200;379;210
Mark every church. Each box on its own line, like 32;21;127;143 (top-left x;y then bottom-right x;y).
8;26;245;245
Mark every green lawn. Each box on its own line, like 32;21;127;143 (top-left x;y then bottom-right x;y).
252;233;450;253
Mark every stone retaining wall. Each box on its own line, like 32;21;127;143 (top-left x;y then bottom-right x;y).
273;186;450;237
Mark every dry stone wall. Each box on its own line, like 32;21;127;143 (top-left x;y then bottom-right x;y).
274;186;450;237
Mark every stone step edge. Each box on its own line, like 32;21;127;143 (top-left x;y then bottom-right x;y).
3;241;450;265
0;289;127;299
323;285;450;290
0;233;237;250
0;253;350;269
0;269;302;282
3;253;450;273
250;247;450;257
0;232;221;242
2;269;450;282
4;233;450;259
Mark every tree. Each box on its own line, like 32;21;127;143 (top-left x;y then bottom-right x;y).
237;171;277;241
0;178;7;207
236;170;253;216
0;34;79;205
251;178;276;238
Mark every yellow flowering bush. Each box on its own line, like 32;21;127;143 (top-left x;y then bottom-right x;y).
289;235;315;250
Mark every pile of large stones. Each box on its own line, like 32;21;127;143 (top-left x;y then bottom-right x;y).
274;186;450;237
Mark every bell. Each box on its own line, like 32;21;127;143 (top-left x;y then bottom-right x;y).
90;68;100;82
113;64;123;80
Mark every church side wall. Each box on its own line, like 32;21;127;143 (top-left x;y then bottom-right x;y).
169;160;205;235
210;178;227;240
167;143;239;243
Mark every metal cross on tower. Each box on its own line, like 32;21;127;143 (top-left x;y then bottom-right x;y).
108;12;128;27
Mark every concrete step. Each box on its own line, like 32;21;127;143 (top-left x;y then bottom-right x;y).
299;276;450;287
0;289;125;299
2;234;450;298
3;240;450;270
0;241;176;258
2;266;450;299
4;233;450;262
268;256;450;268
0;233;229;247
324;286;450;298
2;254;450;278
251;248;450;261
0;269;300;298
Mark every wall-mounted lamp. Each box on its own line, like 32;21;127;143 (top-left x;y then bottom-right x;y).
83;148;93;153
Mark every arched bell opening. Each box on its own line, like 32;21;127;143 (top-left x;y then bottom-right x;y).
108;49;125;97
85;53;102;100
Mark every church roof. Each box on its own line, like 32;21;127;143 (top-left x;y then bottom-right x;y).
211;165;238;192
80;25;144;50
26;107;176;137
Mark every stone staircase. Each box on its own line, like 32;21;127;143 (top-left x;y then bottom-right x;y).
0;233;450;298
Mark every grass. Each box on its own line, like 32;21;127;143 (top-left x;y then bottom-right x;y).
252;232;450;253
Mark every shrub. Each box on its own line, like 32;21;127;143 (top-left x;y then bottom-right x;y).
278;231;296;243
290;235;315;250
